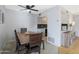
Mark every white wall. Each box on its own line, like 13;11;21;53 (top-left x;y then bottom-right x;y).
73;15;79;36
41;6;61;47
28;14;38;32
0;6;38;49
0;6;7;48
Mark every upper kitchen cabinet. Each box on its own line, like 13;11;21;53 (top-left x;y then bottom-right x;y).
60;7;74;31
60;8;70;24
38;16;48;24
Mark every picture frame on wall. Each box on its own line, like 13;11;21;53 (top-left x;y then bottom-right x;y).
0;10;4;24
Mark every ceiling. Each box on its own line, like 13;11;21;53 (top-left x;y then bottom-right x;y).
4;5;79;15
5;5;55;14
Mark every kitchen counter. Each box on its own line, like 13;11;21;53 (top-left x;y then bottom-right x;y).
61;31;75;48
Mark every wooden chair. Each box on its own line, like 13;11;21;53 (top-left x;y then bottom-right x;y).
14;30;28;54
27;33;42;54
42;39;45;50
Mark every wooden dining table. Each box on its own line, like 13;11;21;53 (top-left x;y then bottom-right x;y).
17;31;42;45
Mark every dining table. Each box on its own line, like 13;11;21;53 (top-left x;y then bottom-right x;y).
17;31;45;50
17;31;42;45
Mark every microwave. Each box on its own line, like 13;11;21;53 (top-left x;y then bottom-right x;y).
61;24;68;31
37;24;47;28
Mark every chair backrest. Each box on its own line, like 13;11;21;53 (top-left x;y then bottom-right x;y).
14;30;21;45
21;28;27;33
29;33;42;47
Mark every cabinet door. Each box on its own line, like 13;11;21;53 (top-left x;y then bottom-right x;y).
41;16;48;24
61;32;65;46
38;16;47;24
61;32;74;48
61;9;69;24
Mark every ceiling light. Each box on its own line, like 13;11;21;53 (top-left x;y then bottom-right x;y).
27;9;30;12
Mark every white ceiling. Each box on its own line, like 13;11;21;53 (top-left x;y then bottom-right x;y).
4;5;79;15
5;5;55;14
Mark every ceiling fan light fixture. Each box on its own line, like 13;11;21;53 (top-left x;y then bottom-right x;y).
26;9;30;12
18;5;38;13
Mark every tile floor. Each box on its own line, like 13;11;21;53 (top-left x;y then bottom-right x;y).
0;37;58;54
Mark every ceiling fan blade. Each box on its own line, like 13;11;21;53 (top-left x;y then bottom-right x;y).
31;5;35;8
18;5;26;8
30;9;38;11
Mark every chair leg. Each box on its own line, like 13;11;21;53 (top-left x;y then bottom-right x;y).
39;45;41;54
25;49;28;54
25;44;29;54
16;46;19;53
17;50;19;54
26;44;30;54
39;51;40;54
42;41;45;50
15;49;19;54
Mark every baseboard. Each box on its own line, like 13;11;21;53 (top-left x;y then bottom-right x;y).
47;40;57;47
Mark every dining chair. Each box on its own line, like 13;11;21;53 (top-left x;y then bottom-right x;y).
14;30;28;54
20;28;27;33
27;33;42;54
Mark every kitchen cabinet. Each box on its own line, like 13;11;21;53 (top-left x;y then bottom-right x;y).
61;8;75;47
61;31;75;48
38;16;47;24
61;8;70;24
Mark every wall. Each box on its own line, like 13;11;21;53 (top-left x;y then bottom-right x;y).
73;15;79;36
0;6;38;49
41;6;61;47
28;14;38;32
0;6;7;48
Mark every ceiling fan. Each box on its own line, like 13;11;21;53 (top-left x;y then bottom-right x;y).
18;5;38;13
